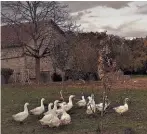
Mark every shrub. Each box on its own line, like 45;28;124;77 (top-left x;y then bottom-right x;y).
1;68;14;84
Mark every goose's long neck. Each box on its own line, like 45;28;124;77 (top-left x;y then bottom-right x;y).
48;105;52;111
82;96;85;100
60;90;63;98
41;100;44;107
68;97;73;105
24;105;28;112
53;102;58;111
124;101;128;107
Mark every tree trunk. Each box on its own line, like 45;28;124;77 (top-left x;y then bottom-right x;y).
101;92;106;117
35;58;40;84
61;72;65;82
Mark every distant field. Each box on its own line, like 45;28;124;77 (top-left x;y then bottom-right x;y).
131;75;147;78
2;83;147;134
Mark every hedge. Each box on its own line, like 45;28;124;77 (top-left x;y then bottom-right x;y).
1;68;14;84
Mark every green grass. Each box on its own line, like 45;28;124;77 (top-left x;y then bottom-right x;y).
2;85;147;134
131;75;147;78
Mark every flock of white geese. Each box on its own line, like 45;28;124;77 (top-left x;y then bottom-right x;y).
12;90;129;128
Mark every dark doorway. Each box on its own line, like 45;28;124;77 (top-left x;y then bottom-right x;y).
51;73;62;82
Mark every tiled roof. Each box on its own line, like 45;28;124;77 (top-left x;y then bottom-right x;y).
1;20;65;48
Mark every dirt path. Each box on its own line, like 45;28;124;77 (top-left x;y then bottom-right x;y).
5;78;147;91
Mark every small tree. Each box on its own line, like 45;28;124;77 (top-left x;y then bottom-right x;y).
97;34;124;116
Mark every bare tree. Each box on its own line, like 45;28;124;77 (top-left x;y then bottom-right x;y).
71;35;98;73
1;1;77;83
97;34;125;116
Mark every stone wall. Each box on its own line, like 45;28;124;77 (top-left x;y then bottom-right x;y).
1;47;23;59
1;57;25;71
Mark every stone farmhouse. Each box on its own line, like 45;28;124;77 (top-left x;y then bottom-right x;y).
1;20;67;83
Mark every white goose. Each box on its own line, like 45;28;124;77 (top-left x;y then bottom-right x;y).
76;96;86;107
60;107;71;125
44;100;59;115
12;102;29;122
40;109;61;127
86;96;96;114
43;103;53;115
30;98;45;115
87;96;92;104
95;97;110;112
56;102;67;115
47;114;61;128
39;110;61;127
95;102;110;112
63;95;75;112
40;100;60;125
113;98;129;115
39;110;56;125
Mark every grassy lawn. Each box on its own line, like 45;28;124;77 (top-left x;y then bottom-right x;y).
1;84;147;134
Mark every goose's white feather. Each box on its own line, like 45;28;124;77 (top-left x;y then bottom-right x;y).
63;95;75;112
95;101;110;112
60;108;71;125
58;102;67;107
39;113;55;125
44;100;59;115
12;103;29;122
47;115;61;127
76;96;86;107
39;109;60;127
40;100;60;126
43;103;53;115
56;102;66;115
113;98;129;114
86;96;96;114
30;98;45;115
